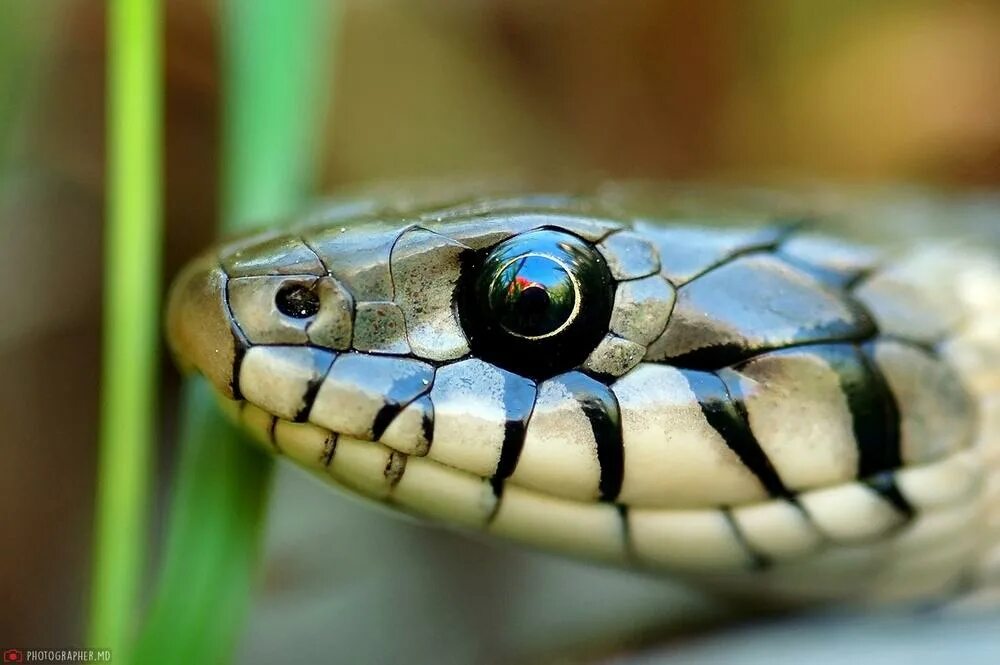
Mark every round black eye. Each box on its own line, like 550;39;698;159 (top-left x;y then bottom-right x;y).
275;284;320;319
459;229;613;379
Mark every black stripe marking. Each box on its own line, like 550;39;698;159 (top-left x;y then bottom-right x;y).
420;398;434;454
722;508;772;570
371;403;403;442
492;373;537;485
384;451;408;488
668;335;865;371
688;369;791;498
843;268;875;290
369;369;435;441
555;372;625;501
486;479;505;525
229;326;251;401
616;504;636;561
858;341;903;478
489;476;505;500
494;424;528;486
295;352;338;423
320;433;338;467
864;471;916;521
266;414;279;451
663;246;879;371
728;342;900;481
800;343;902;478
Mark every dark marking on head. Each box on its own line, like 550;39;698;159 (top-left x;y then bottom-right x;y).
554;372;624;501
691;369;791;498
843;268;876;291
667;328;878;372
420;400;434;454
864;471;916;522
320;433;338;467
384;451;408;488
267;415;279;451
229;329;251;401
369;369;435;441
661;249;878;371
616;504;636;561
295;352;338;423
791;343;903;478
857;342;903;478
371;404;404;442
495;421;529;484
492;373;538;485
486;479;505;525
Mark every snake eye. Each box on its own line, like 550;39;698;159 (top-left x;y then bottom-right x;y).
275;283;320;319
460;229;613;379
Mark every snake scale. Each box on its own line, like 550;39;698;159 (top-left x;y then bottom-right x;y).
166;186;1000;606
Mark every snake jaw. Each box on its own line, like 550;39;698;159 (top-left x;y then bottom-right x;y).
165;254;244;399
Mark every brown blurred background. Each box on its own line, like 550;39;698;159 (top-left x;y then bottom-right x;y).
3;0;1000;657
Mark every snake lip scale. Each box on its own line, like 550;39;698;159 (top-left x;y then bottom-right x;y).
166;188;1000;606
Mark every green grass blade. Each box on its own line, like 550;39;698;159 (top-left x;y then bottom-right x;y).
89;0;162;655
133;2;339;663
132;378;273;665
221;0;339;226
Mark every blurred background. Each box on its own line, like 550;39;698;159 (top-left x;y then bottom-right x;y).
3;1;1000;662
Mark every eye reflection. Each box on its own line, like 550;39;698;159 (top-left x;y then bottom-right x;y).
490;254;578;338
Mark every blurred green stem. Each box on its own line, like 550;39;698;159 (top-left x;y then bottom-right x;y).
89;0;161;655
132;2;339;663
221;0;338;224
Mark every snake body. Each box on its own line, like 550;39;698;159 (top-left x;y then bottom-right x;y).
166;188;1000;605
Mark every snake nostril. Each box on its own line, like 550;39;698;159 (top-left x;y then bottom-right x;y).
275;284;320;319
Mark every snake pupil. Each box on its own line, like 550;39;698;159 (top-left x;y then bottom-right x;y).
518;285;551;319
490;256;576;338
275;284;320;318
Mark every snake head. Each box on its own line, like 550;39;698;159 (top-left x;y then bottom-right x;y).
166;194;996;604
166;207;636;469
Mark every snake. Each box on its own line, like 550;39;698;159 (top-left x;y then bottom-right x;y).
166;185;1000;606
